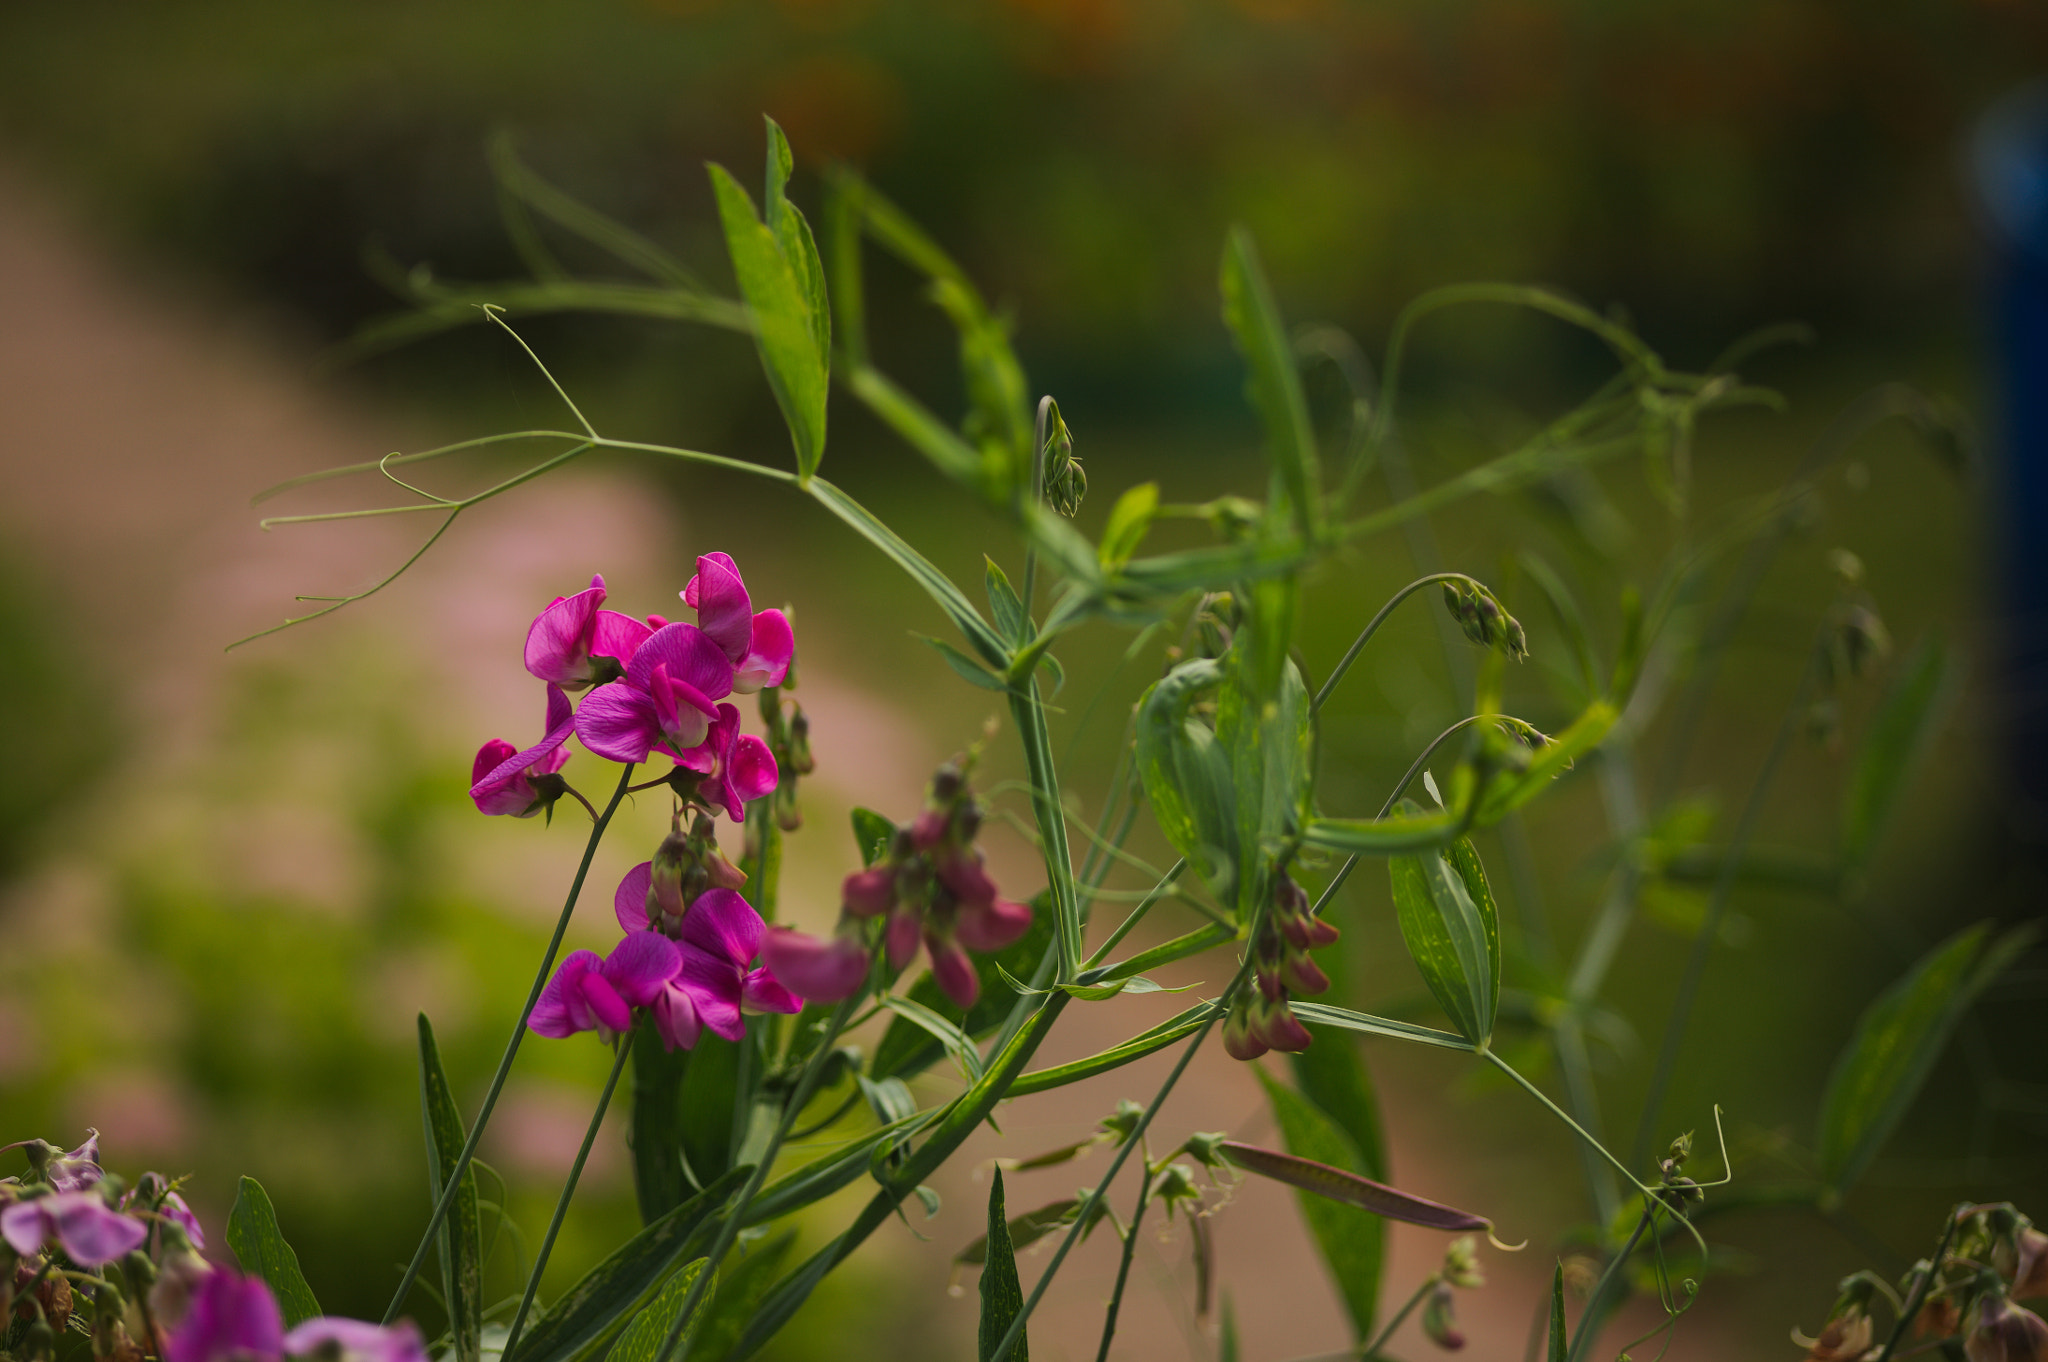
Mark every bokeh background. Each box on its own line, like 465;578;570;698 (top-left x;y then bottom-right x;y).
1;2;2044;1359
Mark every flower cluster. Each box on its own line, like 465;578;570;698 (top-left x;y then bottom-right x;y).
1440;580;1527;660
1222;873;1338;1060
2;1132;423;1362
530;813;801;1051
762;760;1035;1009
469;553;794;825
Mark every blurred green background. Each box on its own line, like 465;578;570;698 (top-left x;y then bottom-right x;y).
0;1;2043;1358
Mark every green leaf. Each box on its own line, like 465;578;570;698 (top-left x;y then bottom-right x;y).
602;1259;706;1362
1388;813;1496;1044
688;1232;795;1362
870;901;1054;1081
1252;1072;1384;1341
850;807;897;869
1007;1004;1211;1097
1098;482;1159;571
629;1011;692;1224
1446;836;1503;1037
416;1016;482;1362
879;995;985;1081
1547;1263;1568;1362
1055;974;1196;1002
1816;921;2032;1193
761;118;829;371
977;1169;1029;1362
226;1177;322;1328
745;1113;935;1226
1220;1294;1240;1362
956;1198;1082;1267
1475;700;1616;822
1288;1035;1387;1183
677;1035;742;1185
1286;1003;1476;1054
1842;639;1952;874
822;167;867;368
1215;651;1313;915
1302;806;1462;857
918;633;1011;691
1134;659;1239;896
985;558;1028;645
708;163;827;481
1220;228;1319;538
508;1166;752;1362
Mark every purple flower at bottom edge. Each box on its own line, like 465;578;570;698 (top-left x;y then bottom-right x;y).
283;1318;430;1362
528;934;682;1040
471;685;575;817
1;1191;148;1266
166;1270;284;1362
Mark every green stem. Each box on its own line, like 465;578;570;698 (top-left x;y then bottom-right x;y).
1313;574;1483;712
1873;1206;1966;1362
383;763;635;1324
1565;1205;1652;1362
1010;680;1083;980
1361;1274;1438;1360
1377;714;1494;819
1083;860;1188;968
502;1032;636;1361
1093;1161;1155;1362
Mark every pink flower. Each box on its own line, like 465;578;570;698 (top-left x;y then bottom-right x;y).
1;1191;148;1266
283;1318;430;1362
643;888;799;1051
760;928;870;1004
674;704;779;821
524;574;655;691
470;684;575;817
927;936;980;1009
167;1272;283;1362
683;553;793;694
528;934;682;1040
935;853;1034;955
573;623;734;763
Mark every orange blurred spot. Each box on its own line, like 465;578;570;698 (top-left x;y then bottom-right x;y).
762;53;905;164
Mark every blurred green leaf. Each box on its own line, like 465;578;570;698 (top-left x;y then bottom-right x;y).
1098;482;1159;571
603;1258;706;1362
1388;815;1496;1044
687;1232;795;1362
1817;921;2032;1194
416;1015;481;1362
1304;806;1462;856
1548;1263;1568;1362
1220;227;1319;538
630;1011;692;1224
226;1177;322;1328
509;1166;751;1362
955;1198;1082;1267
879;995;985;1081
918;633;1011;691
1287;1003;1477;1053
677;1036;742;1185
1842;639;1952;874
1289;1037;1387;1184
976;1169;1029;1362
1135;658;1239;896
1475;700;1616;822
1252;1072;1383;1341
985;558;1027;645
1215;653;1312;915
709;163;827;481
762;118;828;374
850;807;897;869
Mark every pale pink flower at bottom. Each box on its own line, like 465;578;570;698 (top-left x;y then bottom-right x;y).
284;1318;429;1362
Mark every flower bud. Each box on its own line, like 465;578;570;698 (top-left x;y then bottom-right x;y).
1967;1292;2048;1362
1250;995;1313;1053
910;808;949;852
929;935;980;1010
1422;1282;1464;1350
841;867;897;918
1442;1235;1484;1289
1099;1100;1145;1145
1278;948;1330;997
1221;1005;1268;1061
885;909;922;971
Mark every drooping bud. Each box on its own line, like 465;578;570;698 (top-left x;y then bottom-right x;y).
1221;1004;1268;1061
1966;1289;2048;1362
1041;402;1085;517
1099;1100;1145;1146
1421;1281;1464;1350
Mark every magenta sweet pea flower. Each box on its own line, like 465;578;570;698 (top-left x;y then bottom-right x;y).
675;704;779;821
1;1190;148;1266
524;574;655;690
573;623;735;763
167;1271;284;1362
642;888;799;1052
682;553;793;694
760;928;870;1004
284;1318;430;1362
528;933;682;1040
470;684;575;817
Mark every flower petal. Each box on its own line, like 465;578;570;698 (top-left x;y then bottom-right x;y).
169;1271;285;1362
603;932;682;1007
741;967;803;1016
929;937;980;1009
683;553;753;663
1;1200;49;1256
678;888;764;968
627;623;735;702
573;683;662;763
470;738;519;789
673;947;745;1040
726;735;779;808
578;970;633;1035
49;1192;148;1266
162;1190;205;1251
956;898;1034;953
524;577;605;686
760;929;869;1004
936;853;1000;910
652;986;702;1052
590;610;653;671
733;609;794;693
614;862;653;934
529;951;603;1038
885;909;921;971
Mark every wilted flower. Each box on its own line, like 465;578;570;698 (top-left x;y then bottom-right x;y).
1802;1310;1873;1361
1;1191;148;1266
1968;1292;2048;1362
470;684;575;817
523;574;655;691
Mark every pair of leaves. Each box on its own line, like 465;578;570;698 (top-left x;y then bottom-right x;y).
417;1017;483;1362
1387;824;1501;1045
710;118;828;482
225;1177;321;1328
1816;919;2033;1194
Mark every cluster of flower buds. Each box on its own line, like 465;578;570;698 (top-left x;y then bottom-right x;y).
1223;873;1339;1061
1040;402;1086;517
470;553;793;826
1798;1202;2048;1362
763;759;1035;1010
756;685;814;834
1420;1237;1485;1351
530;811;801;1052
1440;580;1528;661
2;1132;427;1362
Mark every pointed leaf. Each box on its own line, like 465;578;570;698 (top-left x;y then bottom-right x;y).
1223;1131;1492;1233
956;1198;1081;1267
1388;811;1495;1044
1008;1004;1211;1097
1817;921;2033;1192
850;807;897;868
1250;1074;1385;1340
600;1259;706;1362
761;117;829;369
802;478;1007;666
507;1166;752;1362
417;1016;482;1362
1446;836;1503;1037
879;995;985;1081
918;633;1012;691
977;1170;1029;1362
226;1177;322;1328
1221;228;1319;537
1286;1002;1476;1053
985;559;1028;645
1842;639;1952;874
688;1232;796;1362
1098;482;1159;571
1548;1263;1568;1362
708;164;826;480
